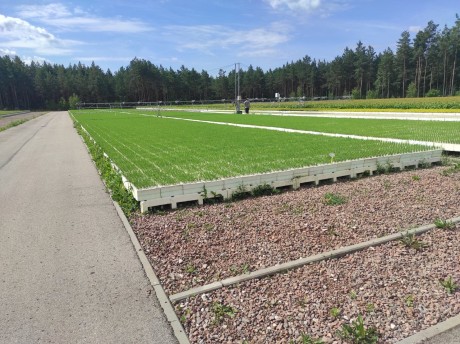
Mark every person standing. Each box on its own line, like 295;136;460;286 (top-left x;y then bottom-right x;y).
244;98;250;114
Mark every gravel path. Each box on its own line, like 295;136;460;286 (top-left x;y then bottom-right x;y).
132;165;460;296
176;226;460;343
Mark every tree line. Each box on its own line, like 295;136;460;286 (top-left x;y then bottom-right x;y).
1;16;459;110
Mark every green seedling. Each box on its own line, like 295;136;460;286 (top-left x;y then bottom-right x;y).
330;307;341;318
338;314;378;344
434;218;455;230
211;302;237;324
399;231;428;251
440;276;459;294
324;192;347;206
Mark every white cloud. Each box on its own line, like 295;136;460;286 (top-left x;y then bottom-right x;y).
409;26;422;33
165;24;290;56
0;14;79;55
17;3;71;19
266;0;321;12
0;48;17;56
16;3;153;33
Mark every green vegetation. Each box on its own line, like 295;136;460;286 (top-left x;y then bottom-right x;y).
0;118;29;132
330;307;341;318
160;111;460;144
296;334;324;344
440;276;459;294
324;192;347;206
399;231;428;251
434;218;456;230
71;110;430;188
337;314;379;344
211;302;237;324
73;121;139;215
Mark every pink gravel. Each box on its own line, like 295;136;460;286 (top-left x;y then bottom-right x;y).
131;165;460;296
176;226;460;343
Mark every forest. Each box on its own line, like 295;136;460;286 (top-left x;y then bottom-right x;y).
0;16;459;110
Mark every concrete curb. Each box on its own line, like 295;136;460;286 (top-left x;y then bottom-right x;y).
395;313;460;344
113;202;190;344
170;216;460;303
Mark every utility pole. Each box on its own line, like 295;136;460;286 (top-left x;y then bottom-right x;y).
235;62;242;114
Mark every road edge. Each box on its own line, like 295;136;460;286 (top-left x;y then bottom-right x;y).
113;201;190;344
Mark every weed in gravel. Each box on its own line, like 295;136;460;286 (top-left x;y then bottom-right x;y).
252;183;279;197
203;223;216;232
230;264;250;275
405;295;415;307
441;159;460;176
376;160;396;175
440;276;459;294
366;303;375;313
295;333;324;344
434;218;455;230
211;301;237;324
330;307;342;318
412;174;421;181
337;314;378;344
185;264;197;274
418;159;431;169
399;231;428;251
231;184;251;201
324;192;347;206
382;180;392;190
325;225;339;237
350;290;358;300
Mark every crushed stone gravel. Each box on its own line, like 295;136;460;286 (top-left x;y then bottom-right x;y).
131;165;460;296
176;226;460;343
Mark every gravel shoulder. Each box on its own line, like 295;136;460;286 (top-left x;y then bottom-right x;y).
0;111;47;128
132;165;460;296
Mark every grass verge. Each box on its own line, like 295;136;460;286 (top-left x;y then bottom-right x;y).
73;121;139;216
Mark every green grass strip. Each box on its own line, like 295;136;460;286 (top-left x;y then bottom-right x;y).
72;110;432;188
158;111;460;144
0;119;29;132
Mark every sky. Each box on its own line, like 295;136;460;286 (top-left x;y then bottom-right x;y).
0;0;458;74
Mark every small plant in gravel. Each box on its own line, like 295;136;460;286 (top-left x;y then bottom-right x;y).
203;223;215;232
324;192;347;206
231;184;251;201
366;303;375;313
405;294;415;307
350;290;358;300
434;218;455;230
399;231;428;251
418;159;431;169
440;276;459;294
411;174;421;181
298;333;324;344
330;307;342;318
252;183;279;197
324;224;339;237
441;161;460;176
338;314;378;344
185;264;197;274
211;301;237;324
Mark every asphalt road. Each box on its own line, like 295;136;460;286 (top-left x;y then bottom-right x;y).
0;112;177;343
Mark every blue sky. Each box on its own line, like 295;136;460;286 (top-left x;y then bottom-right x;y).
0;0;458;74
